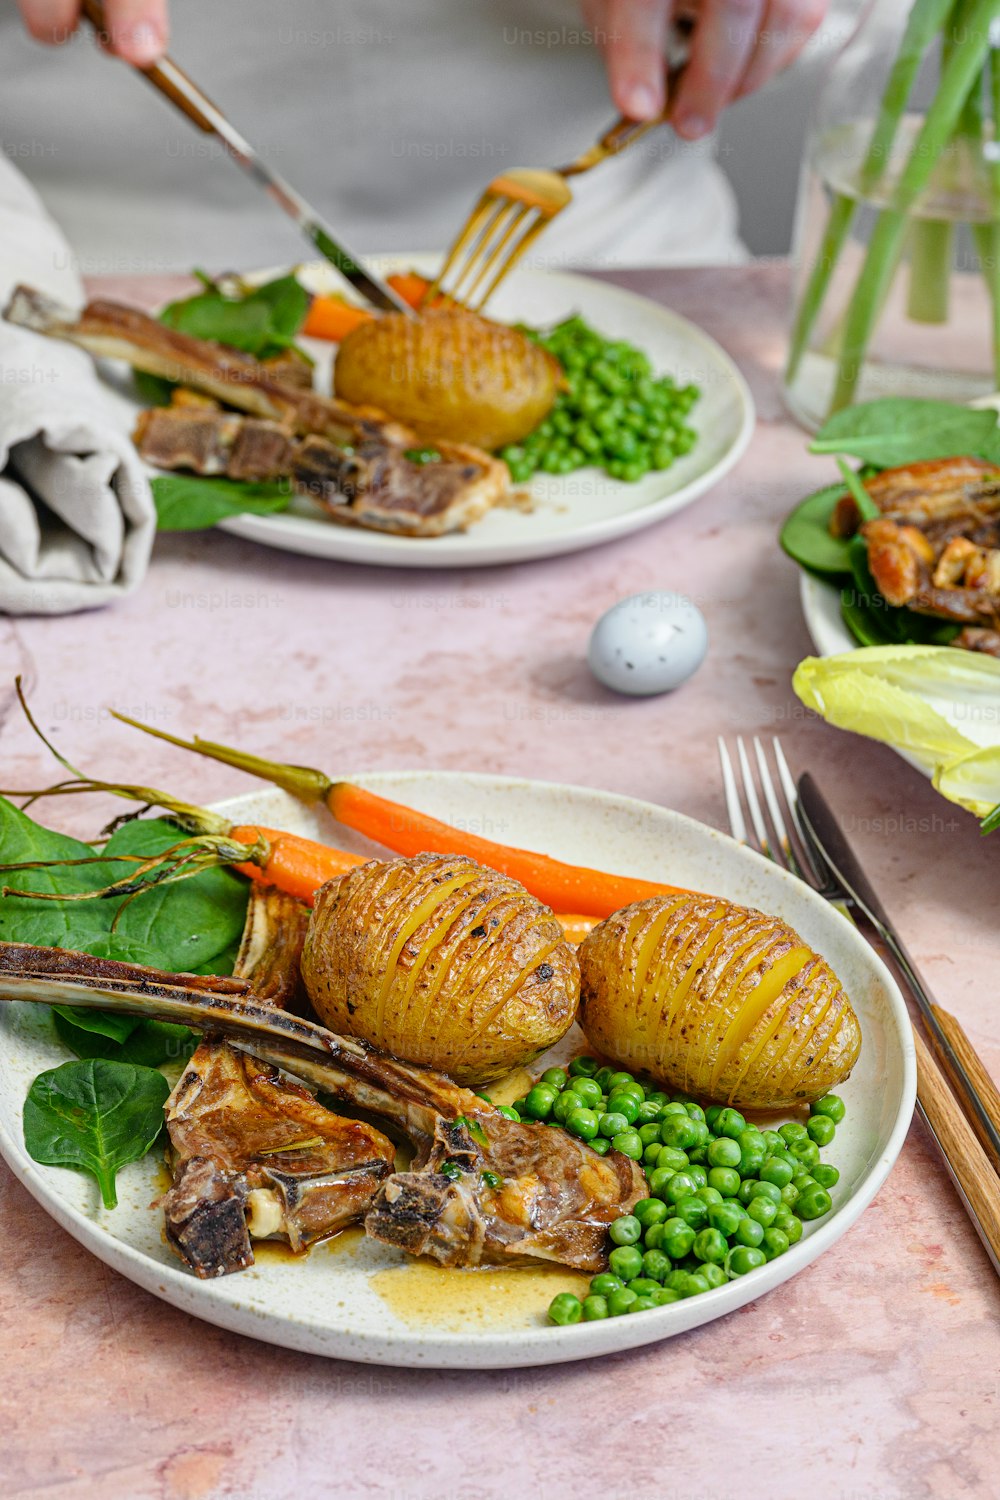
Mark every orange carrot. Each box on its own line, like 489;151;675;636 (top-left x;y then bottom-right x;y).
110;717;698;919
301;295;375;342
229;824;366;905
386;271;433;309
556;913;600;945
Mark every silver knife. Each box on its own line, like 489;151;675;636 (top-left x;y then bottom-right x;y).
82;0;414;317
797;772;1000;1175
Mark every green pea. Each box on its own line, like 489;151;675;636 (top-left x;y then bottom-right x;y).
673;1271;710;1298
611;1129;643;1160
644;1224;665;1251
761;1130;785;1153
634;1197;668;1229
807;1114;836;1146
589;1272;623;1297
567;1107;599;1141
642;1142;663;1168
673;1195;709;1231
696;1186;723;1207
707;1166;741;1198
598;1110;629;1139
582;1294;609;1321
738;1132;766;1177
642;1249;672;1282
747;1196;778;1228
725;1246;766;1278
791;1172;818;1192
687;1145;709;1166
716;1108;747;1141
761;1228;790;1262
628;1295;657;1313
607;1288;638;1316
638;1122;662;1146
594;1066;616;1091
747;1179;782;1206
652;1286;683;1305
663;1172;697;1204
660;1218;696;1260
705;1105;723;1129
812;1163;840;1190
796;1186;833;1221
553;1092;582;1125
606;1092;640;1125
700;1262;727;1289
569;1056;600;1078
646;1090;669;1107
780;1183;800;1207
570;1077;603;1108
589;1137;611;1156
693;1228;729;1264
778;1121;809;1147
495;1105;520;1121
608;1244;644;1281
759;1155;794;1189
708;1200;743;1237
791;1139;822;1170
523;1086;557;1121
783;1213;804;1245
540;1067;568;1088
686;1166;707;1192
737;1179;760;1206
684;1103;707;1123
734;1216;765;1249
706;1136;742;1169
548;1293;583;1325
606;1071;636;1091
660;1114;700;1151
625;1278;660;1299
810;1093;846;1124
609;1214;642;1246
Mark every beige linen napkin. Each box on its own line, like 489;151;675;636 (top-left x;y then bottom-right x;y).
0;152;154;614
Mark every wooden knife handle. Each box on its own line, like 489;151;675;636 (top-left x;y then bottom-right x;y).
913;1025;1000;1270
929;1004;1000;1177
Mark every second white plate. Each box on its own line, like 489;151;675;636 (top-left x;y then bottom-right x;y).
214;254;755;567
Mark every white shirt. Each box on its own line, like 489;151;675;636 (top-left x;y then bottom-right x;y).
0;0;745;273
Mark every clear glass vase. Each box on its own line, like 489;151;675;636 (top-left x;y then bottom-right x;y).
784;0;1000;430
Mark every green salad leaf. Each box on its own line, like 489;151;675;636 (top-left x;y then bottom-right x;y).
793;646;1000;817
810;398;1000;468
52;1011;195;1068
158;272;309;358
23;1058;170;1209
152;473;293;531
779;483;854;576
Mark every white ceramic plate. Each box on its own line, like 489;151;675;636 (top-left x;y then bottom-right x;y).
204;253;754;568
0;773;913;1368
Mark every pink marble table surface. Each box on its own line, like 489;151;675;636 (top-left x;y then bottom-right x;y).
1;264;998;1500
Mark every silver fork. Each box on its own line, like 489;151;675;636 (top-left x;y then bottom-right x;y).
716;735;844;901
717;733;1000;1275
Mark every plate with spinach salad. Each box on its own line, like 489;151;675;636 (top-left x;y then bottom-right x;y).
119;254;754;569
0;776;911;1367
782;397;1000;658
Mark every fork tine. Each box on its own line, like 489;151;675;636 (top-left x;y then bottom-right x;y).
752;738;797;877
736;736;773;860
446;198;521;304
460;203;535;307
425;189;504;304
468;212;549;311
716;738;747;845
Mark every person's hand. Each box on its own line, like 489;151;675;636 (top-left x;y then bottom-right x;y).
582;0;827;139
16;0;168;66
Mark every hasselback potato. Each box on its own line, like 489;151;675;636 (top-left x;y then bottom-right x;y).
333;308;561;450
578;894;861;1108
302;852;579;1085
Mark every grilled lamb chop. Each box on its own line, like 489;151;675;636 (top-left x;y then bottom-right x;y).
135;404;508;535
6;285;510;536
0;940;643;1272
124;889;396;1277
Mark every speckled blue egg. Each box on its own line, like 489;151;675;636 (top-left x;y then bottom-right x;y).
587;591;707;696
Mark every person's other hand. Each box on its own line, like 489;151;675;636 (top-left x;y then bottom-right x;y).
16;0;168;65
582;0;827;139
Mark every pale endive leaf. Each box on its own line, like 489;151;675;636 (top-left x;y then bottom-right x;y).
792;647;1000;816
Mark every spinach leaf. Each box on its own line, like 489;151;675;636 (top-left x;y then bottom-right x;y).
158;273;309;359
836;459;880;521
810;398;1000;468
133;370;175;407
152;474;293;531
23;1058;169;1209
53;1011;194;1069
0;799;249;974
53;1007;140;1045
779;483;854;577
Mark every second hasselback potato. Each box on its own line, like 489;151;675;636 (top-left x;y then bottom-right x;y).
302;852;579;1085
333;308;561;450
578;894;861;1108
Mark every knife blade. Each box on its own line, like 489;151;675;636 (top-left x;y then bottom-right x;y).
81;1;414;317
797;772;1000;1176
